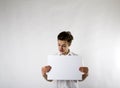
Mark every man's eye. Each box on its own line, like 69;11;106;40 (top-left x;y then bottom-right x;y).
63;46;66;47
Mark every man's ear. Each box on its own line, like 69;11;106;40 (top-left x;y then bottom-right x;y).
68;42;71;46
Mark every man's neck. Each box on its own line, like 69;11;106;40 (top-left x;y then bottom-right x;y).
61;49;70;55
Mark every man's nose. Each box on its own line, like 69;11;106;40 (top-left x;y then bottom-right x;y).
59;46;63;49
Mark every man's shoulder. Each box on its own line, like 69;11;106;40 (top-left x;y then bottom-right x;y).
48;52;78;56
69;52;78;56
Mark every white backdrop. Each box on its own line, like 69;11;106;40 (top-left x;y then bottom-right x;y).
0;0;120;88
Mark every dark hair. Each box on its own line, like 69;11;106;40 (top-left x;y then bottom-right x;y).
57;31;73;46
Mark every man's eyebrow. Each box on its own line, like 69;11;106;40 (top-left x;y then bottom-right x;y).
58;44;66;46
62;44;66;46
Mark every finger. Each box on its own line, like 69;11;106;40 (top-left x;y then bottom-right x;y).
46;66;52;72
79;67;83;72
80;67;88;73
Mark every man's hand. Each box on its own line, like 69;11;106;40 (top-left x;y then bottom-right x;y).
41;65;52;82
79;67;89;80
41;65;52;76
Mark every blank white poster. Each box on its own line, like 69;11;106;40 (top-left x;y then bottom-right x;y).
47;55;83;80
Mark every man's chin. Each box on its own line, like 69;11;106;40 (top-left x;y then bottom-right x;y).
59;51;64;54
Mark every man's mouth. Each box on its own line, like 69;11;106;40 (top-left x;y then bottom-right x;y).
60;50;64;52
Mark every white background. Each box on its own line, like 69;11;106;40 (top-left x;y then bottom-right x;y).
0;0;120;88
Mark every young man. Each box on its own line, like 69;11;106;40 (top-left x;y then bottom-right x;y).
41;31;88;88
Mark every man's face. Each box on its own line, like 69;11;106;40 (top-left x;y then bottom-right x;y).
58;40;70;55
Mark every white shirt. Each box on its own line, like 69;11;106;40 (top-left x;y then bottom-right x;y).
51;51;81;88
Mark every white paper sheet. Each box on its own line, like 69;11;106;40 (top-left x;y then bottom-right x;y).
47;55;83;80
